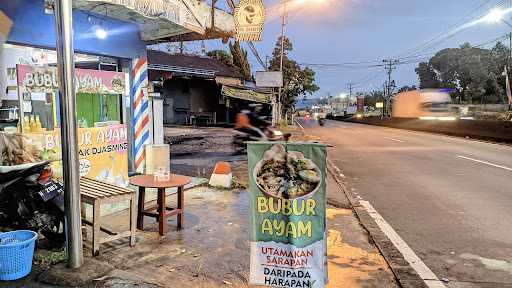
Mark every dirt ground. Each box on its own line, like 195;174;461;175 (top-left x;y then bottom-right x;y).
26;186;397;288
2;126;398;288
166;127;248;184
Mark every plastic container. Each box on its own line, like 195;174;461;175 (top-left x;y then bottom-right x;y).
0;230;37;281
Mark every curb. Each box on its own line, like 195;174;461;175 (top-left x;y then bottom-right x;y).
326;159;429;288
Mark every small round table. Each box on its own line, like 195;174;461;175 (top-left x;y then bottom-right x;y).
129;174;191;236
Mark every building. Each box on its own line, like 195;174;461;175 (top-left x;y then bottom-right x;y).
147;50;272;126
0;0;236;172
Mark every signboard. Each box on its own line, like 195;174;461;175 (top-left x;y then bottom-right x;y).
16;64;126;94
249;142;328;287
356;97;364;112
375;102;384;108
234;0;265;41
74;0;236;41
256;71;283;88
222;85;271;104
22;125;129;187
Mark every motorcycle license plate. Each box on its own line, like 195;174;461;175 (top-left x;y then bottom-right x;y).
38;181;64;202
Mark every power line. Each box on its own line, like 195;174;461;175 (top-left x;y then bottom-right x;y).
350;69;385;87
397;0;503;58
300;52;447;69
404;0;510;58
246;42;267;70
305;33;511;72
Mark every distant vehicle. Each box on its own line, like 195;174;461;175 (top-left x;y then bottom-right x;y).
345;106;357;116
297;110;308;117
392;89;456;120
311;107;327;120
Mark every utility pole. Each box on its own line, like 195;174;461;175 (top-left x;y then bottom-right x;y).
54;0;83;268
347;83;354;99
382;59;399;117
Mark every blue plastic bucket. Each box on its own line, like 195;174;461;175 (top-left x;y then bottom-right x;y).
0;230;37;281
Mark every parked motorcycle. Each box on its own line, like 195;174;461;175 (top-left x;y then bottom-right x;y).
0;161;65;248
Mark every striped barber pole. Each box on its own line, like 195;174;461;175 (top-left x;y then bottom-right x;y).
132;57;150;172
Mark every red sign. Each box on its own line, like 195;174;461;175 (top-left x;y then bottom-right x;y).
356;97;364;112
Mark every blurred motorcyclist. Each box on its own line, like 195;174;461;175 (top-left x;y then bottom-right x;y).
234;104;269;139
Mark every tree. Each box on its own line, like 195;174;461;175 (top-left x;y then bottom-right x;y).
206;50;234;68
416;42;507;104
415;62;440;89
268;36;319;110
229;41;252;81
398;85;417;93
364;89;384;107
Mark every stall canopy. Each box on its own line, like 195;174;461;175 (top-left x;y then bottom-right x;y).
73;0;235;42
221;85;271;104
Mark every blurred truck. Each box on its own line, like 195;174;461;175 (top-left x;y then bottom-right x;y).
392;89;456;120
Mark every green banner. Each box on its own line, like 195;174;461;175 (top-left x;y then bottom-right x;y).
249;142;327;288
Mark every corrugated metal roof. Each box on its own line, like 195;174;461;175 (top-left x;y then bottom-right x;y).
147;50;242;79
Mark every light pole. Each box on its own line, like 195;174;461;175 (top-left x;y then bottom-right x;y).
276;0;325;123
277;0;288;125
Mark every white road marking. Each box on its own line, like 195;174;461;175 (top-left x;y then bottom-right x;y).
384;137;405;143
457;156;512;172
295;119;304;130
359;200;447;288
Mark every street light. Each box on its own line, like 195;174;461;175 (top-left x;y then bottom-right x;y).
483;7;512;27
93;25;108;39
485;7;512;110
484;8;512;66
485;8;506;24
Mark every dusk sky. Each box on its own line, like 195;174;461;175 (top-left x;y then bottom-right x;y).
200;0;512;98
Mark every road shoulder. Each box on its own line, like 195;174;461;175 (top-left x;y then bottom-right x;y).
327;158;433;288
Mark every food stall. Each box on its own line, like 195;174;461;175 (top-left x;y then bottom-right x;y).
0;64;129;187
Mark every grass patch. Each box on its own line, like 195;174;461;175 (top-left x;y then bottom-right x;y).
231;176;247;189
33;249;67;269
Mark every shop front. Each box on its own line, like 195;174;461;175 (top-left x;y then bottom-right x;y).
1;0;236;173
147;49;272;126
0;64;130;187
0;0;149;175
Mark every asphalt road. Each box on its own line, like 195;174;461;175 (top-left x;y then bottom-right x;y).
298;118;512;288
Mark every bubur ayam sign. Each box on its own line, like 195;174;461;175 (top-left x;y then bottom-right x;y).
16;64;126;94
249;142;328;287
234;0;265;41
